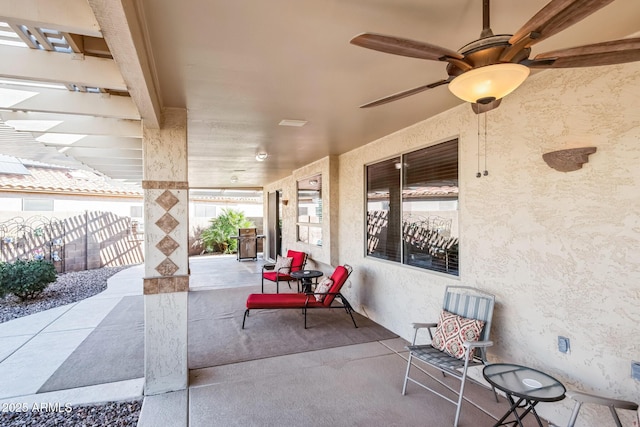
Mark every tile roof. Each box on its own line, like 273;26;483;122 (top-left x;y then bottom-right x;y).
0;158;142;197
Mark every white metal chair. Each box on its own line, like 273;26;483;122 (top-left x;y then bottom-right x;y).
566;390;638;427
402;286;497;427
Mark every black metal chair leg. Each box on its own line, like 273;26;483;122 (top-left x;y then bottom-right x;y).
242;309;249;329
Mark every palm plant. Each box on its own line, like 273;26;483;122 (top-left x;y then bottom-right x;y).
201;208;254;254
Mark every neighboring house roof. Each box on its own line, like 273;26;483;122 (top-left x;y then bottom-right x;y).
0;156;142;197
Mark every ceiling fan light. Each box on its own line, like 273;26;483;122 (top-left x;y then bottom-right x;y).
448;63;530;104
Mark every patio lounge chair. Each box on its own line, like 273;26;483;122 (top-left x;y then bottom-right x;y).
565;390;638;427
261;249;307;293
244;264;356;329
402;285;497;427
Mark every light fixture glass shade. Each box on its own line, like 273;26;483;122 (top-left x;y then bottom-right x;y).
448;63;530;103
255;152;268;161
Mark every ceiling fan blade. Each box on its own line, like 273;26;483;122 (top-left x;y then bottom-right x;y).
350;33;463;61
509;0;615;48
360;79;451;108
529;38;640;68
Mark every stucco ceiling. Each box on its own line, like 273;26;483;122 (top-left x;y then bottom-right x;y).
1;0;639;189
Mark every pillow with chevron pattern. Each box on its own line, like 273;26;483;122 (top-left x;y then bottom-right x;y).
431;310;485;360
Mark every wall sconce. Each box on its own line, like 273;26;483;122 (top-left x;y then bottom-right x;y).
255;152;268;161
542;147;597;172
282;199;289;206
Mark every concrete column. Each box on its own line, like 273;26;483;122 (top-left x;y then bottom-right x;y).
141;108;189;395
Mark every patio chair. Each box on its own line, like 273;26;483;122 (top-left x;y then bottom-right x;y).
244;264;356;329
261;249;307;293
565;390;638;427
402;285;497;427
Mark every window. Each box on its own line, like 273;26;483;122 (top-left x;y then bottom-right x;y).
366;139;459;275
23;198;53;211
297;174;322;246
194;204;217;218
130;205;143;218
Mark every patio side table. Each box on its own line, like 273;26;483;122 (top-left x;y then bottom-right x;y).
290;269;323;293
483;363;566;427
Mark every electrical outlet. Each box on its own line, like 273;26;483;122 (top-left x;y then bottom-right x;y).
558;336;570;353
631;361;640;381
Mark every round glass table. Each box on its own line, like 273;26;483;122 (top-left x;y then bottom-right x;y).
483;363;566;427
289;269;323;293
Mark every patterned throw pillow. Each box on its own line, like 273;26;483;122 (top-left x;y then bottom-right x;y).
314;277;333;302
431;310;485;360
274;255;293;274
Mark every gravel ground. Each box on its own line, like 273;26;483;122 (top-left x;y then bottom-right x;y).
0;265;143;426
0;399;142;426
0;265;131;324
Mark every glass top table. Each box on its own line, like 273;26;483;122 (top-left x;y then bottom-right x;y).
483;363;565;427
290;270;323;293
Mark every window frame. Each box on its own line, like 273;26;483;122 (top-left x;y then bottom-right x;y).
296;173;323;246
364;138;459;276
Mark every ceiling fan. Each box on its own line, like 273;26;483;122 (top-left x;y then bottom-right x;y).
351;0;640;113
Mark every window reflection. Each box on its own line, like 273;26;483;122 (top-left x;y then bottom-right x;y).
366;139;459;275
297;174;322;246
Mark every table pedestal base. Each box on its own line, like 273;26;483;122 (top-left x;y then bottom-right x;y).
494;396;545;427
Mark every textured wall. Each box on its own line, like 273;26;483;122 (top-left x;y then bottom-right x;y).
266;61;640;425
264;156;337;271
334;62;640;426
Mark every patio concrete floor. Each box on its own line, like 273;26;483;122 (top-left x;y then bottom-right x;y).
0;255;550;426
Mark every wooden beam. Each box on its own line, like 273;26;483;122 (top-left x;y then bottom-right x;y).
88;0;162;128
0;0;102;37
0;111;142;137
39;135;142;150
0;44;126;91
0;83;139;119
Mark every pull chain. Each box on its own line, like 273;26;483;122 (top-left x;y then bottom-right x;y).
483;112;489;176
476;114;482;178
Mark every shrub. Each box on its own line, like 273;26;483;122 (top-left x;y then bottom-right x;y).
201;209;254;254
0;259;57;301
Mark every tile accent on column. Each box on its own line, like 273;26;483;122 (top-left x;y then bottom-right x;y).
155;190;180;211
156;258;179;276
156;235;179;257
144;276;189;294
142;181;189;190
155;212;179;234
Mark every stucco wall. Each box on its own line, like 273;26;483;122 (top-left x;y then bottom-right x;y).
266;61;640;426
336;62;640;426
264;156;338;270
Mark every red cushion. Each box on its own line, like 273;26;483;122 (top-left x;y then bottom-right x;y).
287;250;306;273
324;266;348;306
247;293;307;309
262;271;293;282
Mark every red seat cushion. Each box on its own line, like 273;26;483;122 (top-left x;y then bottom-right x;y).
246;293;326;309
287;250;306;273
247;293;306;309
262;271;293;282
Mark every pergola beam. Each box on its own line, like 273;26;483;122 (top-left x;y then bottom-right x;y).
0;0;102;37
0;45;127;91
88;0;162;128
39;135;141;150
0;111;141;138
0;83;139;119
65;147;141;159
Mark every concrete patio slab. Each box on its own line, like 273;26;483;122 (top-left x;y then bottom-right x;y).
137;389;188;427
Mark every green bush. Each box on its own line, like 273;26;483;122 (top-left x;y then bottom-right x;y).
0;259;57;301
201;208;254;254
